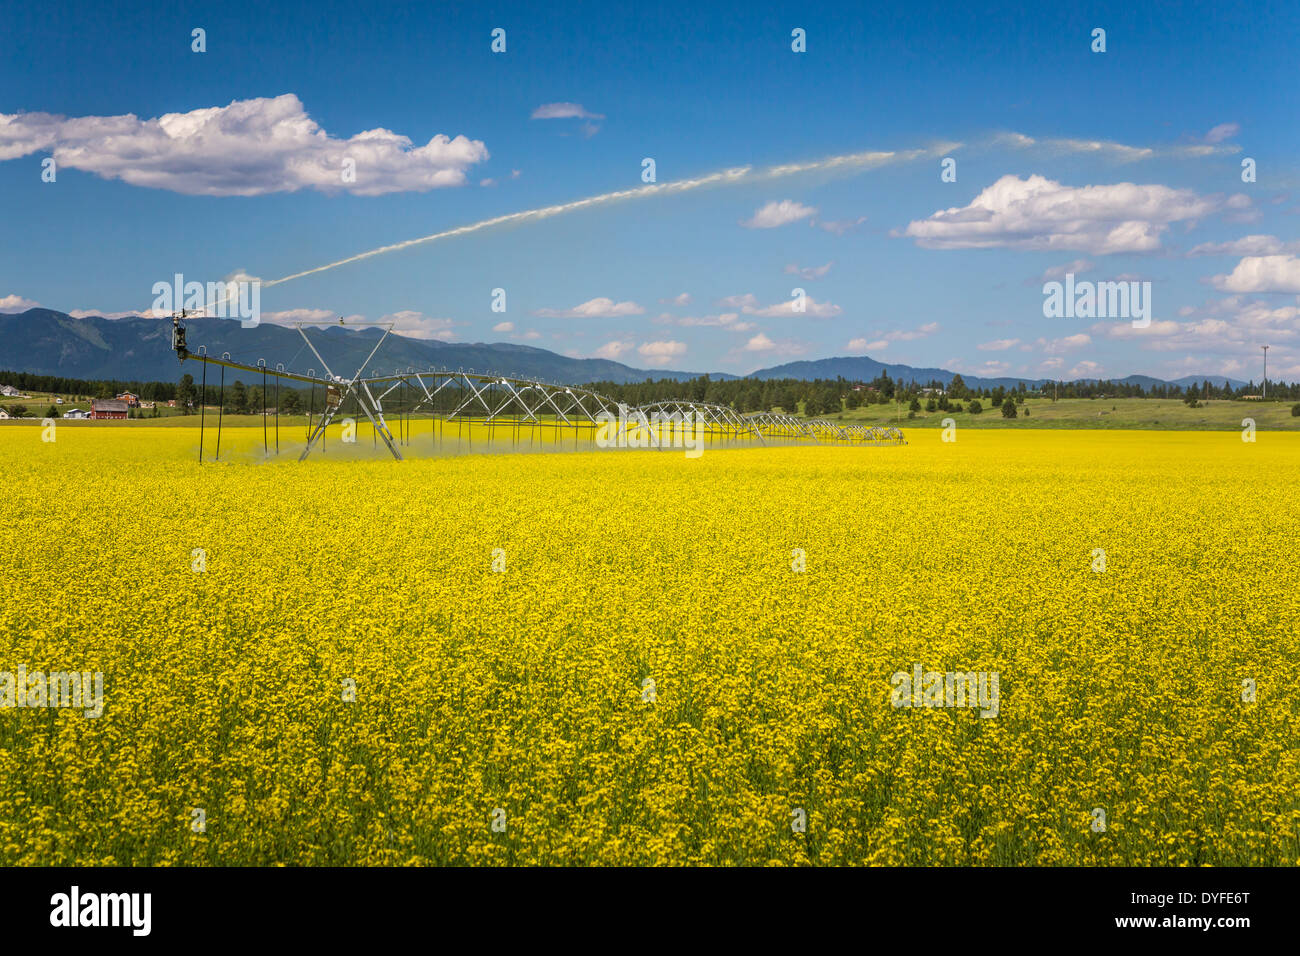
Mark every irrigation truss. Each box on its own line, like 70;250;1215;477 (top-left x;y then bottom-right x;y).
169;313;907;461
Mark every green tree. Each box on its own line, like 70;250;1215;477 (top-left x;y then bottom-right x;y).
176;373;197;413
44;404;59;418
1001;395;1018;418
280;390;302;414
967;399;983;415
948;373;967;399
908;396;921;412
227;380;249;414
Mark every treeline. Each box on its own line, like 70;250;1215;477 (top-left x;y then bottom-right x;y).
6;368;1299;419
586;372;1300;414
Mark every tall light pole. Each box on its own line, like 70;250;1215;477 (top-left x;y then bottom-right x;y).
1262;345;1269;399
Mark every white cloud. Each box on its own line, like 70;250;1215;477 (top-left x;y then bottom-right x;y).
739;333;807;358
533;297;646;318
637;340;687;365
377;310;456;340
713;292;841;318
1211;255;1300;293
978;338;1020;351
0;294;41;313
902;174;1248;254
1204;123;1240;145
1041;259;1094;280
672;312;755;331
994;131;1238;161
815;216;867;235
848;337;889;351
784;262;833;280
260;308;337;325
1189;235;1300;257
659;292;692;306
0;94;489;196
594;340;634;360
492;321;515;333
741;199;817;229
1037;333;1092;353
530;103;604;120
1069;360;1105;378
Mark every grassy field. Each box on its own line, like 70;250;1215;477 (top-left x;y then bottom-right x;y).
1;425;1297;865
5;395;1297;430
834;396;1300;430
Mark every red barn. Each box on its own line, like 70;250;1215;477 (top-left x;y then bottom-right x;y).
90;399;129;420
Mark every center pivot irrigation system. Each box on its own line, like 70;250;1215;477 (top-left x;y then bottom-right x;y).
170;312;906;462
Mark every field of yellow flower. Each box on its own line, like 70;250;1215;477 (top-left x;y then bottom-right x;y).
0;423;1297;865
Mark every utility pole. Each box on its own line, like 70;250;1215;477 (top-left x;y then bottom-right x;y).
1261;345;1269;398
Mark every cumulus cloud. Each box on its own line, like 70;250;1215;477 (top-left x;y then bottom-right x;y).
978;338;1020;351
377;310;457;340
741;199;817;229
1091;296;1299;357
712;292;841;318
533;297;646;318
739;333;806;357
637;340;687;364
1211;255;1300;294
902;174;1249;254
659;292;692;305
492;321;515;333
0;94;489;196
1069;360;1105;378
593;340;634;360
530;103;604;120
848;337;889;351
0;294;41;313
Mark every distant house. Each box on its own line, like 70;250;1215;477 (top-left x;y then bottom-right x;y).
54;397;64;404
116;391;141;407
0;385;23;397
62;408;88;420
0;408;10;419
90;399;129;420
920;387;946;396
166;399;177;407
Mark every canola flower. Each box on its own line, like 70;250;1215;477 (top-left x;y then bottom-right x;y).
0;424;1297;866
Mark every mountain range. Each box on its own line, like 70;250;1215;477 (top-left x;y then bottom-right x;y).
0;309;1251;391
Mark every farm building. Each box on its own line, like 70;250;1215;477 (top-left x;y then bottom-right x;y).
90;399;129;420
115;391;141;407
62;408;89;419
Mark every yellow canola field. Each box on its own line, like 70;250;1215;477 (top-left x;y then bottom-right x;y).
0;425;1297;865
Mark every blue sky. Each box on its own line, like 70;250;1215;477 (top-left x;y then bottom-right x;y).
2;0;1298;380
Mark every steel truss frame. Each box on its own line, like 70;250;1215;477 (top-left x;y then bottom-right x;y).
170;312;905;461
